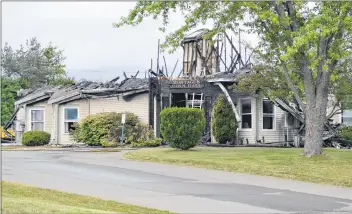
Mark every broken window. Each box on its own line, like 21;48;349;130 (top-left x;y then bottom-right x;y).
263;99;274;130
342;109;352;126
241;98;252;129
30;109;44;131
64;108;78;133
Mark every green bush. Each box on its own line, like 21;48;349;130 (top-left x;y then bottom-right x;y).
160;107;205;150
127;123;155;143
131;138;162;147
340;126;352;141
22;131;51;146
212;94;237;144
69;122;82;142
76;112;138;146
101;138;119;147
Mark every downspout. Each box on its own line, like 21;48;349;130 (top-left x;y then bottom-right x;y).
88;99;91;116
56;104;60;145
255;95;259;144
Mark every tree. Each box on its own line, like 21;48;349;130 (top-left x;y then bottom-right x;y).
1;37;74;88
115;1;352;156
0;77;23;125
212;94;237;144
1;38;74;125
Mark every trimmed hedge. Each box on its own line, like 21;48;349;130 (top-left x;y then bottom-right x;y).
212;94;237;144
340;126;352;141
22;131;51;146
160;107;205;150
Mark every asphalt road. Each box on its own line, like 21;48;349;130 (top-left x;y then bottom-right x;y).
2;150;352;214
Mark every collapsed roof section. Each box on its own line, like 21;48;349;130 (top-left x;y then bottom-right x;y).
15;76;150;106
181;28;209;44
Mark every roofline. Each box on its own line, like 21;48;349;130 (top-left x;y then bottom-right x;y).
48;91;81;104
15;94;51;106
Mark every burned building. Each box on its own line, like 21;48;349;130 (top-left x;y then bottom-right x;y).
7;29;347;146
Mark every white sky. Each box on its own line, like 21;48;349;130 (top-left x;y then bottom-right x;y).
2;2;258;82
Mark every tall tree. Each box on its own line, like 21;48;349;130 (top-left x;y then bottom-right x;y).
115;1;352;156
1;38;74;125
1;37;74;88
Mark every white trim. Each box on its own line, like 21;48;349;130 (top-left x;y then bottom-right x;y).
239;97;252;131
62;106;79;134
262;98;276;131
28;107;45;131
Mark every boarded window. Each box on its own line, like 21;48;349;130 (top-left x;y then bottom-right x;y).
342;109;352;126
31;109;44;131
263;100;274;129
241;99;252;129
64;108;78;133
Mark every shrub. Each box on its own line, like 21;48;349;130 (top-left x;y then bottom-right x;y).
212;94;237;144
131;138;162;147
101;138;119;147
77;112;138;146
127;123;155;143
69;122;82;142
22;131;51;146
160;107;205;150
340;126;352;141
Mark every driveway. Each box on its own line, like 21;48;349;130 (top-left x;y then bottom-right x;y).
2;150;352;214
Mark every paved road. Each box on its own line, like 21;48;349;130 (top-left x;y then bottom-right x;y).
2;151;352;214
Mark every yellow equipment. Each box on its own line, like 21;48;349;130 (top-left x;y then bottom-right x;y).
1;126;15;139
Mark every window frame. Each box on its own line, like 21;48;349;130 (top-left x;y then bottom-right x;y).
342;109;352;126
63;106;79;134
239;97;252;131
29;107;45;131
262;98;276;131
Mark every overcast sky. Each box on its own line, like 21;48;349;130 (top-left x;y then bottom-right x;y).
2;2;258;82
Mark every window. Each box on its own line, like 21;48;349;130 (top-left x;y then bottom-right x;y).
263;99;274;130
241;99;252;129
64;108;78;133
30;109;44;131
342;109;352;126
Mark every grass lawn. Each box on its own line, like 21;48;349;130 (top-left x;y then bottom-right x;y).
1;181;172;214
124;147;352;187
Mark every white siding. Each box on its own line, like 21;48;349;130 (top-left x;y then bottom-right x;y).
238;97;257;144
257;96;286;143
237;96;288;144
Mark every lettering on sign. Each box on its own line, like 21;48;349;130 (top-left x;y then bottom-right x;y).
169;80;204;89
121;113;126;124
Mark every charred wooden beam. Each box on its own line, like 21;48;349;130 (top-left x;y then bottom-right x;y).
149;69;158;77
109;76;120;83
224;32;245;67
163;55;168;77
132;70;140;78
157;39;160;75
195;43;211;75
213;47;228;71
171;59;179;77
